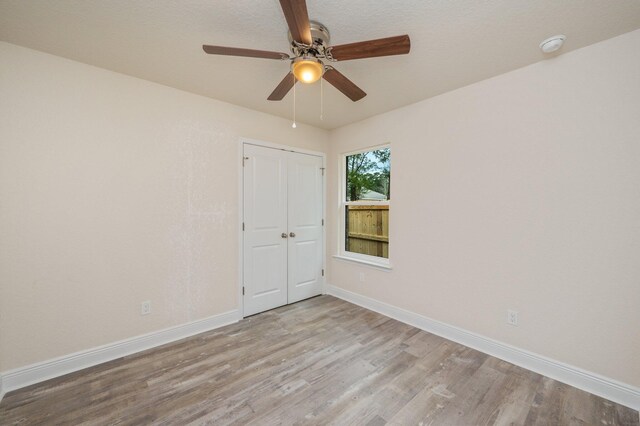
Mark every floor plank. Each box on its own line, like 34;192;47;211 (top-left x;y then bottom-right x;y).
0;295;637;425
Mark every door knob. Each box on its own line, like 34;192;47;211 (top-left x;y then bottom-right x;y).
289;232;296;238
281;233;288;238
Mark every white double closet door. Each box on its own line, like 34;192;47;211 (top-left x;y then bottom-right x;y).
243;143;324;316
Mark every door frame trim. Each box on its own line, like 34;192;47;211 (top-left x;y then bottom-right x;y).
238;137;327;318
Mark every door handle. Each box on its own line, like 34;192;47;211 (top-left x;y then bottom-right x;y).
289;232;296;238
281;233;288;238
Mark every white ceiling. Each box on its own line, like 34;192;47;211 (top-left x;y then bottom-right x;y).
1;0;639;129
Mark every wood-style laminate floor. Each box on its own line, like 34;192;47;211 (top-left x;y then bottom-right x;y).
1;295;637;425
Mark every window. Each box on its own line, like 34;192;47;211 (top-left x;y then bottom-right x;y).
340;146;390;265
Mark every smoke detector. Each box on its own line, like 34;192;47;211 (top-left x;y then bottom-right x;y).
540;35;566;53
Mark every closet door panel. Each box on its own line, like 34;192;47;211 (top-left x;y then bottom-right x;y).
243;144;288;316
287;152;324;304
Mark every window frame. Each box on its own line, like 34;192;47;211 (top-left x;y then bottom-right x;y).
337;144;391;268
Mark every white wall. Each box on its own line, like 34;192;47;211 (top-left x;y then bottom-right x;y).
327;30;640;387
0;42;328;372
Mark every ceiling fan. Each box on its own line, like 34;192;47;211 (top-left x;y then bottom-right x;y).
202;0;410;102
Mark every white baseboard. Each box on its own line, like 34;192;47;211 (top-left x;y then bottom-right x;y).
325;284;639;411
0;309;240;402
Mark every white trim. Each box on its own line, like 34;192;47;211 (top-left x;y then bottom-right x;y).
342;143;391;158
238;139;245;317
325;284;640;411
332;254;393;271
335;250;391;267
321;153;327;295
241;137;326;158
0;309;240;399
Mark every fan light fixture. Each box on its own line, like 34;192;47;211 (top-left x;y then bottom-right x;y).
292;57;323;83
203;1;412;102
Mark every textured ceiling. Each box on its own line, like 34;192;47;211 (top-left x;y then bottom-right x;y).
1;0;639;129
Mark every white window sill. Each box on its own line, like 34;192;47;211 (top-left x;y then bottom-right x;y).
332;255;393;271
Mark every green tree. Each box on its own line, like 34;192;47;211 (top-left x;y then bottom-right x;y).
346;153;375;201
372;148;390;200
346;148;390;201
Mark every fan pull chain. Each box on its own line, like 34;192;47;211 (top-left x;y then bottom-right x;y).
320;75;324;121
292;78;297;129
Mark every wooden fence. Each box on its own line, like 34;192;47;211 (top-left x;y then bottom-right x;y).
346;205;389;258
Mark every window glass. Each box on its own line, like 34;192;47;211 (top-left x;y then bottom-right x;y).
345;148;390;202
345;205;389;258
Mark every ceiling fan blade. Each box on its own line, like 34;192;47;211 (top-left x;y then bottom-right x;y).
329;35;410;61
279;0;312;45
268;72;297;101
203;45;289;60
323;67;366;102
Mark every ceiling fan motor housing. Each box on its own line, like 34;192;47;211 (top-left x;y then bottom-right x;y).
288;21;331;55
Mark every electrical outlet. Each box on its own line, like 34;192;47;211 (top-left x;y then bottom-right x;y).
141;301;151;315
359;272;365;282
507;309;518;326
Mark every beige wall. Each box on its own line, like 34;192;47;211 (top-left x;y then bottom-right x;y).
0;42;328;371
327;30;640;387
1;27;638;389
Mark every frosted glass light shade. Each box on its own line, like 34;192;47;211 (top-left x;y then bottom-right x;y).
292;58;323;83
